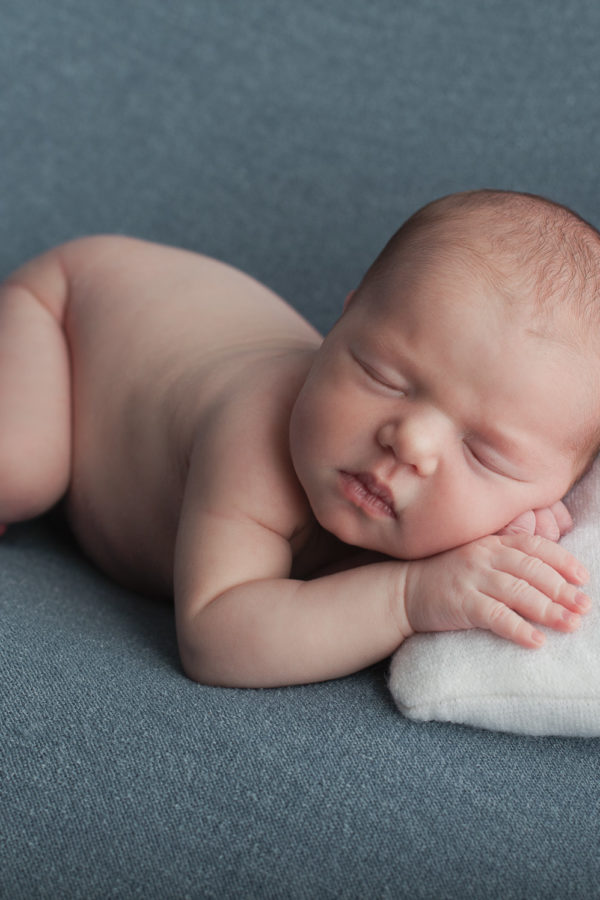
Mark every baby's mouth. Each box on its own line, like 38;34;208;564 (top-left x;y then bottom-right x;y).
339;471;397;519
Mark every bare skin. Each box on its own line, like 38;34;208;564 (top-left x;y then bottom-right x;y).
0;235;592;687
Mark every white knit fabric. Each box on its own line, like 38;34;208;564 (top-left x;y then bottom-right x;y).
389;455;600;736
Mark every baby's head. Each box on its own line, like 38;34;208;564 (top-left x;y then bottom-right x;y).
290;189;600;559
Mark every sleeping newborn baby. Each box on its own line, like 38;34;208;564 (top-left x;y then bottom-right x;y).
1;189;598;687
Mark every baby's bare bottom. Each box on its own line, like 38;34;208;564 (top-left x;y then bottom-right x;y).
0;253;71;524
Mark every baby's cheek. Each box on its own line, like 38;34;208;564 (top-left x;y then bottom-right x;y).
292;387;344;455
398;496;499;559
289;393;328;482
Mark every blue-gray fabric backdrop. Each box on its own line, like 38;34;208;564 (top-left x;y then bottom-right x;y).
2;2;600;897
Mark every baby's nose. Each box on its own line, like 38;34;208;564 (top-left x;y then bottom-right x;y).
377;410;446;476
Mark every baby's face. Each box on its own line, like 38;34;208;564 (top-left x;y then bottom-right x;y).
290;259;596;559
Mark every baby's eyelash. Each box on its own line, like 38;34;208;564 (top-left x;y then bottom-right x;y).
356;358;407;395
465;444;486;467
464;442;505;477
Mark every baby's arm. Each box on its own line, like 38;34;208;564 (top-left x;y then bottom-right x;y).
175;455;589;687
174;496;408;688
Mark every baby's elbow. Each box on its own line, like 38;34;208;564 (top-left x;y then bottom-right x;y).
180;659;215;686
180;653;222;687
176;618;240;687
180;654;249;688
177;628;218;686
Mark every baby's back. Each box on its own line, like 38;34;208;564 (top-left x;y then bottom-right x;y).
61;237;321;594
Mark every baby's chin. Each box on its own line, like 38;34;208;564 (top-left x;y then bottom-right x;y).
323;518;452;561
367;523;488;561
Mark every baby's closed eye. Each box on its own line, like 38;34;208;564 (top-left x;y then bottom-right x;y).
352;353;409;396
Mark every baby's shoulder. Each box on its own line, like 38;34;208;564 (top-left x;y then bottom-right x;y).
181;348;316;541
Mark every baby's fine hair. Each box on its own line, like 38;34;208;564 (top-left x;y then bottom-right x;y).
362;188;600;474
363;188;600;332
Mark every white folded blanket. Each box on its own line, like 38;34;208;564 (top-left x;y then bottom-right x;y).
388;455;600;737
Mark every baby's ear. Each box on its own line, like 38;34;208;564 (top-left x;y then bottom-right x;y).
343;289;356;311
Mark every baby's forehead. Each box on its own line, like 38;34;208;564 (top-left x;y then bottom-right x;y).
353;264;598;404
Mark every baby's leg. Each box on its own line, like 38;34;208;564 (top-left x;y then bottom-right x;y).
0;248;71;524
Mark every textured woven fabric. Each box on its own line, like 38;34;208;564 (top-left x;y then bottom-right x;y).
3;1;600;897
390;456;600;736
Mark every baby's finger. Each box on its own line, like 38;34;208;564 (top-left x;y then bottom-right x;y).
497;510;536;536
548;500;574;537
491;547;591;615
496;533;589;585
532;507;561;542
486;569;587;633
466;593;547;649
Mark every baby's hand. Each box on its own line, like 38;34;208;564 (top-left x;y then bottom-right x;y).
497;500;573;542
403;533;590;648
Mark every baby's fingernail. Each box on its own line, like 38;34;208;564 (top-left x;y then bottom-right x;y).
532;629;545;646
576;565;590;583
575;592;591;611
562;610;580;627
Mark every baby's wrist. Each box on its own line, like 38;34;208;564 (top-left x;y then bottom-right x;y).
388;560;416;642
